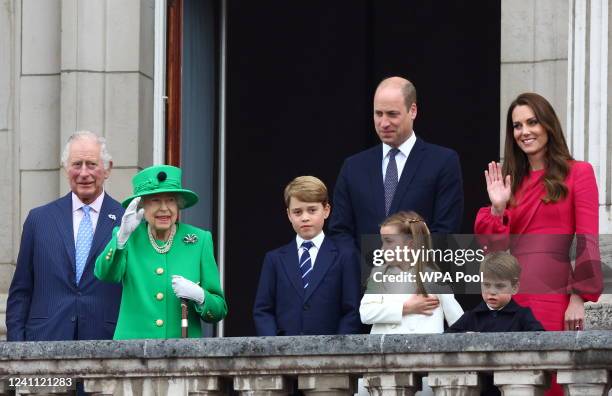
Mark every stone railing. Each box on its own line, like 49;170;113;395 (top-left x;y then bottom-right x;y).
0;332;611;395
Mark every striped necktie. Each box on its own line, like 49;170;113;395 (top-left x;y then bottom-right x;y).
299;241;314;289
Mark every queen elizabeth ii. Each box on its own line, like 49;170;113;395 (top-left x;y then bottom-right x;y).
95;165;227;339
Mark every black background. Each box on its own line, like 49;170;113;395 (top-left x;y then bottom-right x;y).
224;0;501;336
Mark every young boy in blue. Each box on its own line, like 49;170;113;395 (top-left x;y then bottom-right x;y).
446;252;544;333
253;176;362;336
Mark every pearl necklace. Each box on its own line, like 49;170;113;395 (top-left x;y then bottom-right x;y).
148;224;176;254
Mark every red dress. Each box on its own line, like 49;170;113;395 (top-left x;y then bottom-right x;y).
475;161;602;394
476;160;601;328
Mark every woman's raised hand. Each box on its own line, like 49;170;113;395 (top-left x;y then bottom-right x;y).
484;161;512;216
117;197;144;249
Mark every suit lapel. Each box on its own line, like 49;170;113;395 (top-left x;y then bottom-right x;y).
82;195;122;284
389;138;426;214
279;241;305;298
89;195;120;259
367;145;386;219
303;237;336;302
52;193;77;280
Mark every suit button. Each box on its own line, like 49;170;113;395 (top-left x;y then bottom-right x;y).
71;316;76;322
156;268;164;275
156;319;164;327
156;292;164;301
303;304;310;311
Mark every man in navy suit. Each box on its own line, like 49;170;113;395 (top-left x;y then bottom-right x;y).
253;176;361;336
330;76;464;248
7;131;124;341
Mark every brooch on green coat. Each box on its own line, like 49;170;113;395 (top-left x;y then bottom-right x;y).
183;234;198;244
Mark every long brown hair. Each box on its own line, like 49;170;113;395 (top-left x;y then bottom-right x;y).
503;92;573;203
381;211;439;295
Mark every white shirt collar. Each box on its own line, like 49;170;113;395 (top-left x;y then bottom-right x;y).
72;191;105;213
296;230;325;250
486;302;509;311
382;131;416;158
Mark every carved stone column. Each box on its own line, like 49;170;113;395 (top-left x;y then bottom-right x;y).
85;377;227;396
557;369;611;396
233;375;290;396
427;372;480;396
362;373;419;396
494;370;549;396
298;374;355;396
0;381;9;396
84;378;119;395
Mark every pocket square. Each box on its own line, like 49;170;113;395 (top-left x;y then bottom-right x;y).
108;214;116;221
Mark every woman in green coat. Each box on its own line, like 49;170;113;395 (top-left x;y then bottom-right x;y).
95;165;227;339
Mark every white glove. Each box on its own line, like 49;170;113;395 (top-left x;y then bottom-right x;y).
117;197;144;249
172;275;205;305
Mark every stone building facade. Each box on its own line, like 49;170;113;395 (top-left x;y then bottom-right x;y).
0;0;611;338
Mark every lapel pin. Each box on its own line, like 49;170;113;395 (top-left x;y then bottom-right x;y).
108;214;116;221
183;234;198;244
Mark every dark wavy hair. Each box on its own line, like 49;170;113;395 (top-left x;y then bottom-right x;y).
503;92;573;203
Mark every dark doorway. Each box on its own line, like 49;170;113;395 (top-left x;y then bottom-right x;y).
223;0;500;336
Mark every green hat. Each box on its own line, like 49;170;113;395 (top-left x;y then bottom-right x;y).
122;165;199;209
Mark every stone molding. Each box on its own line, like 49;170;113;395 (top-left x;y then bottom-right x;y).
0;332;611;395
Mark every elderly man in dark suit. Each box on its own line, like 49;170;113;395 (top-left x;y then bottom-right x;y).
329;76;464;247
7;131;124;341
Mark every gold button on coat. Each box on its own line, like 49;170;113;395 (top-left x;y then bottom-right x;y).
156;319;164;327
156;292;164;300
156;267;164;275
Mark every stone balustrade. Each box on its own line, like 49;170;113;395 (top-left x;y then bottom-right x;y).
0;332;611;395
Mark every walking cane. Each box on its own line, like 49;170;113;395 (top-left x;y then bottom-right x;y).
181;298;188;338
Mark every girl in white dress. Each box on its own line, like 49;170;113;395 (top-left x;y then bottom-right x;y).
360;211;463;333
358;211;463;395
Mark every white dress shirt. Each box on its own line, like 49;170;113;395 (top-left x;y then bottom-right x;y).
296;231;325;268
72;191;105;244
382;132;417;180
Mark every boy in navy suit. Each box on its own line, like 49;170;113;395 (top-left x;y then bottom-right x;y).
446;251;544;332
253;176;362;336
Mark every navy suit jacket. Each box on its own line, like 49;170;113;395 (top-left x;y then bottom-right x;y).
445;299;544;332
6;192;124;341
329;138;464;246
253;236;362;336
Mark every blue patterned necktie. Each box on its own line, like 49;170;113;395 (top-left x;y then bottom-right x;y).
384;148;400;215
75;205;94;285
299;241;314;289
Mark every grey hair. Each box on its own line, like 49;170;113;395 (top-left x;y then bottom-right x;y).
60;131;112;170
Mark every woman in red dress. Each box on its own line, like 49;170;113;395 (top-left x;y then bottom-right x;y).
475;93;602;393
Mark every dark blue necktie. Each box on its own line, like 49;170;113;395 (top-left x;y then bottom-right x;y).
299;241;314;289
384;148;400;215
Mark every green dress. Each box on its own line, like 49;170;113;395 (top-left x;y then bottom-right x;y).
94;222;227;339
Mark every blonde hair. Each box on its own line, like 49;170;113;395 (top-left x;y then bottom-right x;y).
380;211;438;295
479;252;521;285
284;176;329;207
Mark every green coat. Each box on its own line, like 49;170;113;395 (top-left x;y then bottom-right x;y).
94;222;227;339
